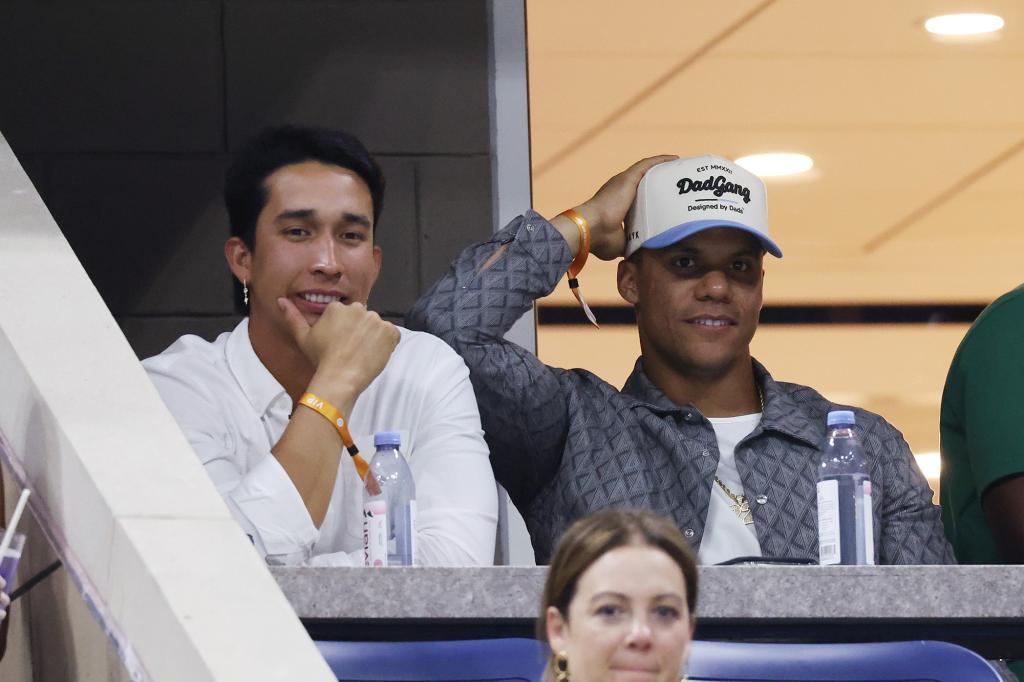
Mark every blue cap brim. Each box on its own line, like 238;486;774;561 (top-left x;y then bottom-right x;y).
641;219;783;258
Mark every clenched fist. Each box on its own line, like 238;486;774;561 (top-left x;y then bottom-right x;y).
279;297;400;399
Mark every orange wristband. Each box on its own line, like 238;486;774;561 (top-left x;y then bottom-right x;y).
297;392;370;480
559;209;598;327
561;209;590;278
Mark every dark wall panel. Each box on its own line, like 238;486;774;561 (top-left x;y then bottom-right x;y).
46;156;233;317
0;3;223;154
14;154;51;201
368;156;419;318
2;0;495;358
224;0;490;155
417;156;493;292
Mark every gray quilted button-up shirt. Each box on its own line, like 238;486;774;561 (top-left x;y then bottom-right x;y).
408;212;955;565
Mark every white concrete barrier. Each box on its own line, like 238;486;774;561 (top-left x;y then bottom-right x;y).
0;131;335;681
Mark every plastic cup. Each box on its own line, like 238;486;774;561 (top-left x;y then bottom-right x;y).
0;530;25;595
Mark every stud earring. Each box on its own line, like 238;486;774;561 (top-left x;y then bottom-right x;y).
243;280;249;306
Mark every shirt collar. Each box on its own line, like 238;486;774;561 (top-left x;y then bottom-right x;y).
621;357;820;448
753;359;819;447
621;359;682;413
225;317;289;416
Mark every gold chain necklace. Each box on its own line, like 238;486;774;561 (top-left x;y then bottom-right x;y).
712;383;764;526
714;477;753;525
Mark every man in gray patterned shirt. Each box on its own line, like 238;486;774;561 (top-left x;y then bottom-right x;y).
408;154;953;565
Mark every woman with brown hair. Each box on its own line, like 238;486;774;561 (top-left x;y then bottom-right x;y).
539;508;698;682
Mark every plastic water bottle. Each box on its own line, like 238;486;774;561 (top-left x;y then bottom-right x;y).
817;410;875;565
362;431;416;567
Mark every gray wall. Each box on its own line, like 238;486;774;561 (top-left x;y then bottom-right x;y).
0;0;494;359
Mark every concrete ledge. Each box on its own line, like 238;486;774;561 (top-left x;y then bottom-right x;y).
272;565;1024;619
272;565;1024;658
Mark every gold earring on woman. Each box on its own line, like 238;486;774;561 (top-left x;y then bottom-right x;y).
554;650;570;681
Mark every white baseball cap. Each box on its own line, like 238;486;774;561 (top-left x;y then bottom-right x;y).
624;154;782;258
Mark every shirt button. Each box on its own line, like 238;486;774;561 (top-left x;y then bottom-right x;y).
701;448;710;457
683;528;695;538
683;412;693;421
755;494;768;505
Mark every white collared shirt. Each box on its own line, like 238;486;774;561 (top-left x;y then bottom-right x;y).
698;412;763;565
143;319;498;566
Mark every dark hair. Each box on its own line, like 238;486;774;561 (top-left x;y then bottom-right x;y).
538;508;698;644
224;124;385;248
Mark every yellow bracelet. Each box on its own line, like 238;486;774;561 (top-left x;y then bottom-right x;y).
297;392;370;480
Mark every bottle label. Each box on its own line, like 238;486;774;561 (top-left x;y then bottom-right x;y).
408;499;417;565
363;500;388;567
862;480;875;565
817;479;840;565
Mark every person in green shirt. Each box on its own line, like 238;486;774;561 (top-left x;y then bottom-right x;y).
940;284;1024;676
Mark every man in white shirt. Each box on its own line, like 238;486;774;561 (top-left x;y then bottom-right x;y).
144;125;497;566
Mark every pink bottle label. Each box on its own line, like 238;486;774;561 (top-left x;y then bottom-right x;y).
363;500;388;568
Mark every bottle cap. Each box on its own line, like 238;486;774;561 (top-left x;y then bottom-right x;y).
826;410;856;427
374;431;401;447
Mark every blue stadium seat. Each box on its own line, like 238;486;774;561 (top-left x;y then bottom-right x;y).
687;639;1002;681
316;638;1000;682
314;638;548;681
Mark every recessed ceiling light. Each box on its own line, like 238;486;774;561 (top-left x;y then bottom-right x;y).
735;153;813;178
924;13;1004;36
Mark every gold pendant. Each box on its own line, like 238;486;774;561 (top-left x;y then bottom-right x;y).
730;497;754;525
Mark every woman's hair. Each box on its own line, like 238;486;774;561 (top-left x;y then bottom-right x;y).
538;508;698;642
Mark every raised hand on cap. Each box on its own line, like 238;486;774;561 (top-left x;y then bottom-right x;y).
554;155;678;261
